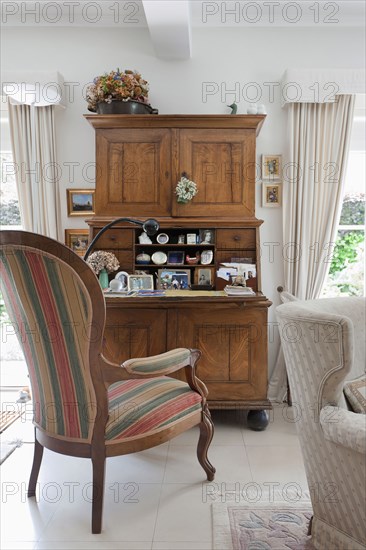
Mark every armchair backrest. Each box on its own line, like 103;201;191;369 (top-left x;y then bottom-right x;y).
0;231;106;443
276;296;365;412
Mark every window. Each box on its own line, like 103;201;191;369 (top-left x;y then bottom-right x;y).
1;99;27;390
0;100;21;228
322;95;365;297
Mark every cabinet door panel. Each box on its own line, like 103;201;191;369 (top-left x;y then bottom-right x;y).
173;308;267;401
173;129;255;217
95;129;171;216
103;309;167;364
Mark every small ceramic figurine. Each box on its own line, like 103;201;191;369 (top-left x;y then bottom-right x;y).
227;103;238;115
247;103;257;114
139;231;152;244
232;275;246;287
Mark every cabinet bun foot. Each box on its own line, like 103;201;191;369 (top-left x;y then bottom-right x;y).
247;409;269;431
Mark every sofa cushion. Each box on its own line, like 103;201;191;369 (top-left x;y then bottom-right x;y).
344;375;366;413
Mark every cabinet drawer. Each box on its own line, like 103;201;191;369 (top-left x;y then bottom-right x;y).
216;229;256;249
92;229;133;249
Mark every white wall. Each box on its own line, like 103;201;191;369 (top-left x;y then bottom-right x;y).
1;25;365;374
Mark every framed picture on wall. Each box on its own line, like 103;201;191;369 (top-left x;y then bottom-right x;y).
262;155;282;180
67;189;95;216
262;182;282;208
65;229;89;256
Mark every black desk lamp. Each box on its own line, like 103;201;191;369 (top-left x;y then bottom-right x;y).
83;217;159;261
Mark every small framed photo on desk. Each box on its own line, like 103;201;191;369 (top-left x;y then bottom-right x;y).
127;274;154;291
186;233;198;245
195;267;214;286
158;269;190;290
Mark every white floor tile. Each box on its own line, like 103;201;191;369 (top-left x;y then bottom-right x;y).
0;408;310;548
105;444;169;484
38;483;161;542
170;426;200;446
35;542;152;549
246;444;309;491
153;484;212;543
1;414;35;444
0;494;59;543
164;444;252;484
152;542;212;549
0;543;36;550
243;406;300;447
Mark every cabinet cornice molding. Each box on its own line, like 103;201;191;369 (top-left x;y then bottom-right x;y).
84;114;266;135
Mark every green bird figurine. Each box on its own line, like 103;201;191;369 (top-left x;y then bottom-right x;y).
227;103;238;115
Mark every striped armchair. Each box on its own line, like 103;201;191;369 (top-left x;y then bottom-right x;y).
276;297;366;550
0;231;215;534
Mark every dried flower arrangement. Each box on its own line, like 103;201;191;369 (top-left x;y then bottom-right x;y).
175;176;198;204
86;250;120;275
86;68;150;112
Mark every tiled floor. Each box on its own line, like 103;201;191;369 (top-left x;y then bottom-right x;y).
0;405;309;550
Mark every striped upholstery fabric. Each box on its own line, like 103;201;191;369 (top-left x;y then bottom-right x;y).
276;297;366;550
123;348;191;375
0;246;97;442
106;378;202;442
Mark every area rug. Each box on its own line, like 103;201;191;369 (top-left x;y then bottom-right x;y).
213;500;314;549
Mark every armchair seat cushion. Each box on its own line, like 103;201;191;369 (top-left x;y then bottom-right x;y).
106;377;202;442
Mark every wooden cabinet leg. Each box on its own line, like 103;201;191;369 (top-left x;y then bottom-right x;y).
247;410;269;431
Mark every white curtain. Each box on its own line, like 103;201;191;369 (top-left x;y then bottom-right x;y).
8;102;61;240
269;95;356;402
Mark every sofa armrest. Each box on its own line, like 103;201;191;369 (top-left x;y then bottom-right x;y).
320;405;366;454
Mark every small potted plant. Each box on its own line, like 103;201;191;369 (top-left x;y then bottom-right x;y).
86;250;120;289
86;68;158;114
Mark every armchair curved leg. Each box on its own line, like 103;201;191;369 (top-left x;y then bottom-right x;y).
197;407;215;481
28;433;44;497
91;453;106;534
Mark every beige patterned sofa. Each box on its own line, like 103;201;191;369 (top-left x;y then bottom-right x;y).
276;297;366;550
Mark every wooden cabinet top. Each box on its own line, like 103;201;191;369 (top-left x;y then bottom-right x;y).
84;114;266;135
105;292;272;308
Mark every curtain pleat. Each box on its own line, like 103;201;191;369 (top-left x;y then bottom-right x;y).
8;102;60;240
268;95;356;402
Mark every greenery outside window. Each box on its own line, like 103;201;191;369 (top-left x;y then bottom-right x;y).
322;106;365;298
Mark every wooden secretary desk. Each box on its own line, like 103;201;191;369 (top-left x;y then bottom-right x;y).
85;114;272;429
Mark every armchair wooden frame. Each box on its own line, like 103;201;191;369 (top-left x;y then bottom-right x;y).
0;231;215;534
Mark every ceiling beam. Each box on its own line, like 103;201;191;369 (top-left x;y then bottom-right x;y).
142;1;192;59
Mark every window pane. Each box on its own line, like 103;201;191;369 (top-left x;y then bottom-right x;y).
1;102;21;227
0;151;21;225
339;193;365;226
322;229;364;297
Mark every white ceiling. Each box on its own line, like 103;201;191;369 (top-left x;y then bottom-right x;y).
2;1;366;59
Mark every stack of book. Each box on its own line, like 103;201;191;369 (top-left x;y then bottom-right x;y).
224;285;255;296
